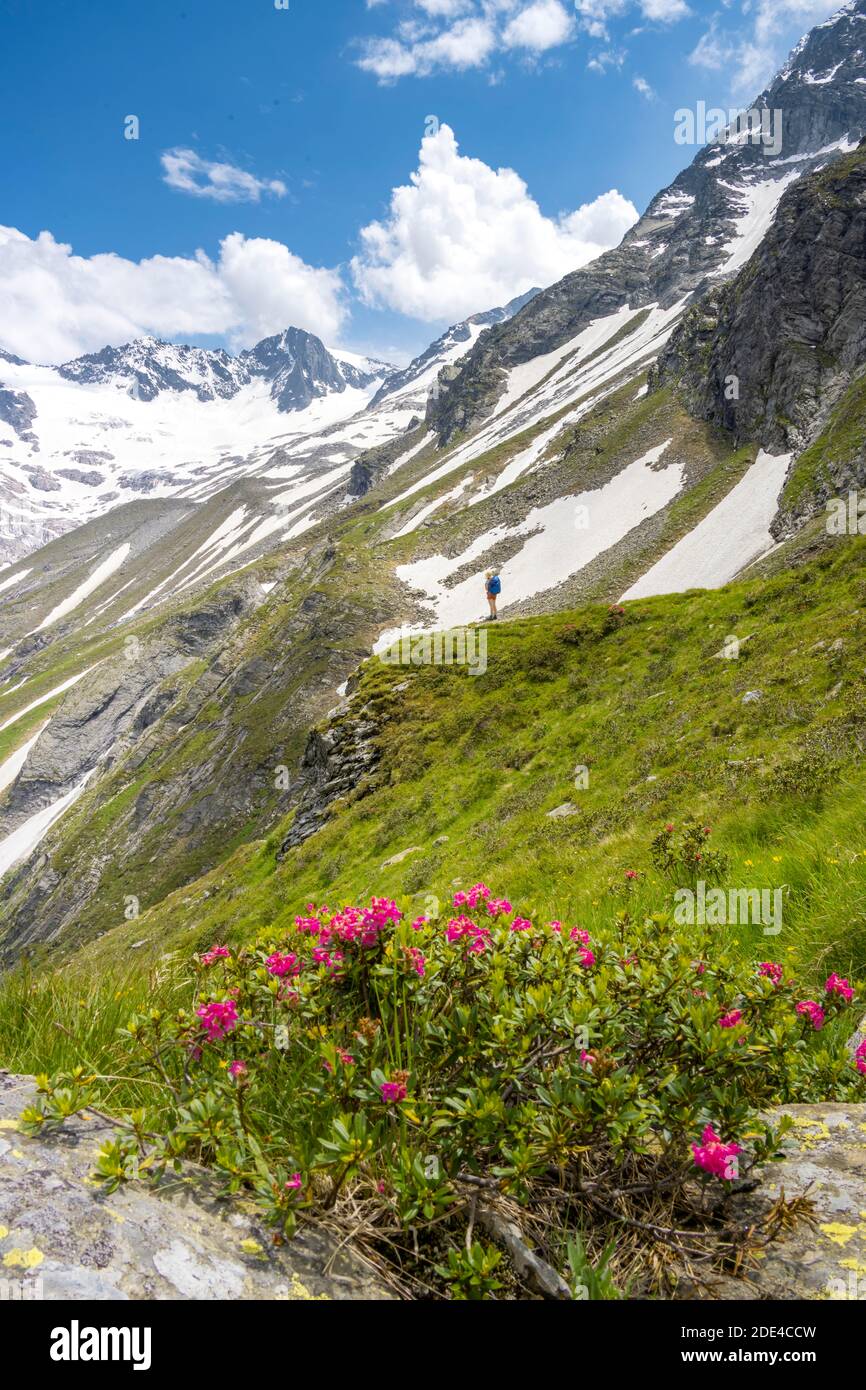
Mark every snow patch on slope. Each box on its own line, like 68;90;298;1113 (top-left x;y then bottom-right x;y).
34;543;131;631
0;568;32;598
713;175;800;276
0;771;94;880
0;726;46;794
383;303;683;533
378;442;681;643
0;668;94;733
621;450;791;601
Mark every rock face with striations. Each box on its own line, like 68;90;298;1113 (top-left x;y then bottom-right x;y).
425;0;866;446
0;1073;390;1301
279;702;382;853
653;141;866;482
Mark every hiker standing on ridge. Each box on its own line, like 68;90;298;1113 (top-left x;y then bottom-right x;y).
484;568;501;621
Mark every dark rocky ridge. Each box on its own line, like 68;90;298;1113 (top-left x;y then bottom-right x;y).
0;386;37;445
278;698;383;853
425;0;866;445
652;141;866;466
369;287;541;409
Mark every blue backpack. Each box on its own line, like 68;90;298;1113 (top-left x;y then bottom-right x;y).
488;575;501;595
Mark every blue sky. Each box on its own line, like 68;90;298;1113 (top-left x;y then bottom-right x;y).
0;0;841;364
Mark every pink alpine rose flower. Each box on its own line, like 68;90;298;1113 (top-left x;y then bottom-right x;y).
825;973;854;1002
381;1080;407;1104
719;1010;742;1029
692;1125;741;1180
758;962;783;986
200;945;230;967
510;917;533;933
486;898;512;918
796;1000;826;1031
196;998;239;1042
266;951;301;978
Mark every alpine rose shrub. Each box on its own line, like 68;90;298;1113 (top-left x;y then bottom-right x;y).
25;846;863;1296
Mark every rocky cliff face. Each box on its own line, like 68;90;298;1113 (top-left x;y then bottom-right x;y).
653;141;866;509
654;138;866;435
0;386;37;445
0;583;261;838
426;0;866;445
278;696;383;853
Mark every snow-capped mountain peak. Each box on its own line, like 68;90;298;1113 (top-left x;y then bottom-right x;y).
58;337;251;404
0;295;532;564
56;328;396;410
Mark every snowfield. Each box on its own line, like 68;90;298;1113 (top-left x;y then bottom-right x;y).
0;771;94;880
34;543;131;631
621;450;792;601
382;302;685;533
377;442;681;647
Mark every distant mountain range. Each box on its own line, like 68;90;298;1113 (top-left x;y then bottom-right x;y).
55;330;394;409
0;297;533;564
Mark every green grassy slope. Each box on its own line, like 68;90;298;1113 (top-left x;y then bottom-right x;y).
4;530;864;1081
2;258;863;993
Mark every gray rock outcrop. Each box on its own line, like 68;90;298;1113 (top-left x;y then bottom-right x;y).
279;703;381;853
654;141;866;503
0;1073;390;1301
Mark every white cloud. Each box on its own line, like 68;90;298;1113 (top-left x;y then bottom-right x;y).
351;123;638;322
357;0;698;81
587;47;625;71
633;74;655;98
639;0;690;21
689;0;841;100
357;38;422;80
0;226;347;363
569;0;630;42
416;0;475;14
358;15;497;79
753;0;841;45
420;16;499;66
357;0;577;80
160;148;287;203
502;0;575;50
